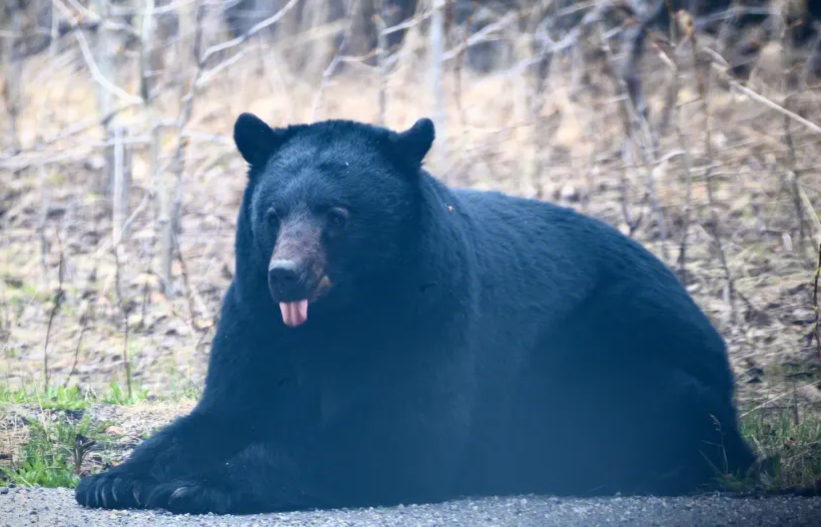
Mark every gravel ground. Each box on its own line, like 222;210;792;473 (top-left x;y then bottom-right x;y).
2;487;821;527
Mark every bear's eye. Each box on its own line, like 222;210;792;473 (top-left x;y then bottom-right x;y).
327;207;349;230
265;208;280;229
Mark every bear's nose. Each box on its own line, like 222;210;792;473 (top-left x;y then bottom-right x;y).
268;260;306;297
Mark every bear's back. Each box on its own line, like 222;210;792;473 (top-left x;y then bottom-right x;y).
447;185;732;394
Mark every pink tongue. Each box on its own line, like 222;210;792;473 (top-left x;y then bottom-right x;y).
279;300;309;327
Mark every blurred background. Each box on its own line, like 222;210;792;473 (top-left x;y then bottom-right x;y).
3;0;821;487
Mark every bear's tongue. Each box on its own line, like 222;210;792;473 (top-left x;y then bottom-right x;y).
279;300;308;327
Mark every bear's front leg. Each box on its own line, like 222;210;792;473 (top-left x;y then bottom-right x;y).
134;443;323;514
76;409;252;511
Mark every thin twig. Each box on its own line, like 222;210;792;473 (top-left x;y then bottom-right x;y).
112;244;132;400
673;83;696;280
198;0;302;66
43;227;65;393
703;46;821;137
73;27;142;105
63;323;87;389
174;234;202;332
813;243;821;365
797;182;821;244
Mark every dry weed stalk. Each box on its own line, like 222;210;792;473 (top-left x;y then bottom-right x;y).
138;0;219;323
112;239;132;400
174;235;203;333
703;46;821;135
688;25;738;325
37;160;51;278
137;0;160;314
611;10;672;260
813;243;821;364
796;174;821;365
777;1;807;258
43;226;66;393
312;0;359;121
664;15;697;283
158;183;173;294
3;7;25;152
375;0;388;125
451;6;468;131
110;117;133;399
112;125;129;244
430;0;447;172
512;1;551;199
139;229;157;329
161;0;206;294
595;22;644;237
63;320;88;389
139;0;159;179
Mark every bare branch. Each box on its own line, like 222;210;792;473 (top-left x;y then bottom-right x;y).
73;27;142;105
703;47;821;137
430;0;447;171
443;12;518;62
199;0;302;66
312;0;359;121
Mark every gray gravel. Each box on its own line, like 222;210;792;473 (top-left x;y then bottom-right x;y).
3;488;821;527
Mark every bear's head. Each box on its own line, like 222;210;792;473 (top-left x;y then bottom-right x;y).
233;114;435;328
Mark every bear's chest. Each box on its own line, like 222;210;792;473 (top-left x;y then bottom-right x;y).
288;337;448;427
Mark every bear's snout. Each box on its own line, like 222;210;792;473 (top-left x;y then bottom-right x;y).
268;258;320;302
268;259;316;327
267;219;326;299
267;218;328;328
268;260;307;298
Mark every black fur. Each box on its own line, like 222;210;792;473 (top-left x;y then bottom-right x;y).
75;116;754;514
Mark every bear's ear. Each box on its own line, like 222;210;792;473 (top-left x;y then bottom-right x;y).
389;118;435;169
233;113;283;168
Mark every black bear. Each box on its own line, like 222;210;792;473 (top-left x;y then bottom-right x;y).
75;115;754;514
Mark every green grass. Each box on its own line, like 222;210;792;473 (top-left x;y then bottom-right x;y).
0;385;93;411
0;382;192;488
0;382;152;409
100;381;150;405
0;414;108;488
740;408;821;490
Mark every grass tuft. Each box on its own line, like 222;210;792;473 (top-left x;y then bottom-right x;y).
0;383;194;488
0;413;109;488
0;385;92;411
100;382;149;406
740;409;821;490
